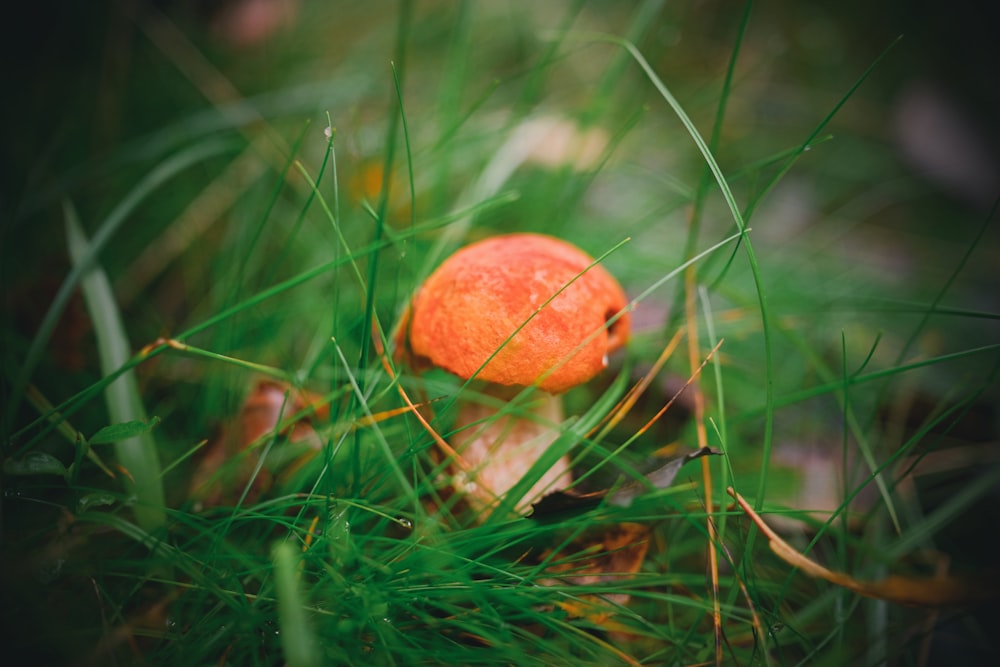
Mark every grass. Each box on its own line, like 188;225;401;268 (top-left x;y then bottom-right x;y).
3;1;999;665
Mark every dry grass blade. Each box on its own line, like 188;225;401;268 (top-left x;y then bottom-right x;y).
684;271;722;666
589;326;685;440
632;338;724;441
374;327;472;474
728;487;1000;607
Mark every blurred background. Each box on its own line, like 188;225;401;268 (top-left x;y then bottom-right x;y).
3;0;998;355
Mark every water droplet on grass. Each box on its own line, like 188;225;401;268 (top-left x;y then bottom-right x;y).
35;557;64;584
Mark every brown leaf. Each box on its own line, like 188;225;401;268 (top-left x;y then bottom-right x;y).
528;448;720;640
729;487;1000;607
543;521;652;643
546;522;651;598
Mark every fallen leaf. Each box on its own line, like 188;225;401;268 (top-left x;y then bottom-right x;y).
529;446;720;520
539;520;652;649
609;446;720;507
545;521;652;604
526;447;720;641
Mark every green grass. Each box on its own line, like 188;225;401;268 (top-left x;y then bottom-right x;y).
3;1;999;665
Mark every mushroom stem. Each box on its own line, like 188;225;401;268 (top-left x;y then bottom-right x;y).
451;385;572;516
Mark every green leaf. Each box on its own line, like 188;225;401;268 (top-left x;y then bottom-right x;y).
4;451;68;477
90;417;162;445
77;492;119;513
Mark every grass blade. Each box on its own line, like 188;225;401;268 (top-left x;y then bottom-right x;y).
65;201;166;532
272;541;321;667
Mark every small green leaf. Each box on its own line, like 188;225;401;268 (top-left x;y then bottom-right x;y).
90;417;162;445
4;451;69;477
77;492;119;513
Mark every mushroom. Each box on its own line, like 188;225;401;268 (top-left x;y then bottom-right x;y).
396;233;630;517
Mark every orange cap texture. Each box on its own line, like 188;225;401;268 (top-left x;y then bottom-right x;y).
400;233;630;393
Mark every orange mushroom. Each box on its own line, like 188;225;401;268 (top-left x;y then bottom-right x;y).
396;233;630;517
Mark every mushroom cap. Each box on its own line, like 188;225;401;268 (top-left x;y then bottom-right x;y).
398;233;630;394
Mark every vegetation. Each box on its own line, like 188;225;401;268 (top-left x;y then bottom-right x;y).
3;2;998;665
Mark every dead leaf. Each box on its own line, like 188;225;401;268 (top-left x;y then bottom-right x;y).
526;447;720;641
609;446;720;507
529;446;720;520
728;487;1000;607
540;520;652;648
545;522;651;605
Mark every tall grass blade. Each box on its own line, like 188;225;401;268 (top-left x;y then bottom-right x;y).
65;201;166;532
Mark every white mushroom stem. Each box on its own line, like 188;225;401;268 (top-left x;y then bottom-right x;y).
450;385;573;517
